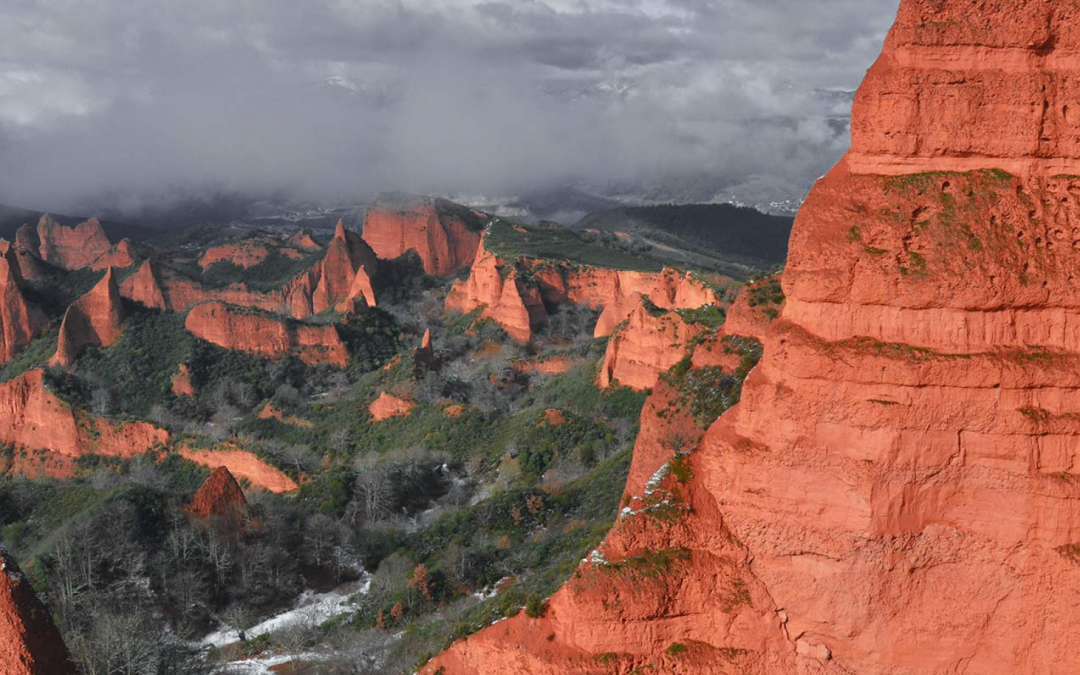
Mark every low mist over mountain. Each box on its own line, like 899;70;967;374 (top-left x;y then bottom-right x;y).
0;0;895;219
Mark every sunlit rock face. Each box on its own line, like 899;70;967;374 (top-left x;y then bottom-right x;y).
423;2;1080;673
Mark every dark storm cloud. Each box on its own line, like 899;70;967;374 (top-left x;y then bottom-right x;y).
0;0;900;215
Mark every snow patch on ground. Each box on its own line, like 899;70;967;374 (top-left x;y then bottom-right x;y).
202;575;372;649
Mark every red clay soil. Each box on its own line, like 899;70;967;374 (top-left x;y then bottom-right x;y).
171;364;196;397
425;2;1080;673
178;444;298;493
369;392;415;421
0;546;77;674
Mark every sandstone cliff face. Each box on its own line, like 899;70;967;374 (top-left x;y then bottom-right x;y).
188;466;250;521
0;370;169;469
0;251;47;365
362;196;483;276
177;444;297;493
429;2;1080;673
185;302;349;367
445;240;548;343
0;546;77;675
598;299;704;391
51;267;125;368
36;216;133;270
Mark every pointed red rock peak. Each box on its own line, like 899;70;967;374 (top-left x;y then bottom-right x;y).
444;238;546;343
421;328;431;350
188;466;250;521
414;328;436;369
334;265;376;314
37;215;116;270
0;253;48;366
334;219;347;240
50;266;125;368
0;545;76;674
121;259;168;311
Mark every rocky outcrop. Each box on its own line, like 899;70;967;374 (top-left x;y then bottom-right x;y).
598;299;704;391
36;216;133;270
511;355;580;376
171;364;196;397
198;242;271;270
50;267;125;368
369;392;415;421
177;444;297;493
417;328;435;366
333;265;376;314
287;228;321;251
120;260;168;311
0;250;47;365
431;3;1080;673
257;402;313;428
445;240;547;343
185;302;349;367
0;370;169;469
362;195;483;276
188;466;250;521
0;545;77;675
313;221;379;314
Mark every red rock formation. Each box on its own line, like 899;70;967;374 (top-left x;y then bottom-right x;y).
50;267;125;368
313;221;379;313
257;402;313;428
369;392;415;421
185;302;348;367
198;242;271;270
0;370;169;468
511;355;580;376
188;466;250;521
429;3;1080;673
123;260;168;311
178;444;297;493
0;251;47;365
362;195;483;276
414;328;435;369
171;364;196;397
13;225;36;254
288;228;321;251
36;216;133;270
445;239;547;343
333;265;376;314
0;546;77;675
598;298;704;391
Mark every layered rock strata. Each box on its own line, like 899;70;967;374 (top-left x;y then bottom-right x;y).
362;195;483;276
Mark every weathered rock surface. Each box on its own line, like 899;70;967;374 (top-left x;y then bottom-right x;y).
257;402;313;428
36;216;133;270
185;302;348;367
188;466;250;521
333;265;376;314
362;195;483;276
445;239;548;343
598;298;704;391
313;221;379;314
369;392;415;421
0;250;47;365
429;2;1080;673
0;545;77;675
178;444;297;493
0;370;169;469
51;267;125;368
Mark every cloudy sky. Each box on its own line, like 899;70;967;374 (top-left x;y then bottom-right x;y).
0;0;899;215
